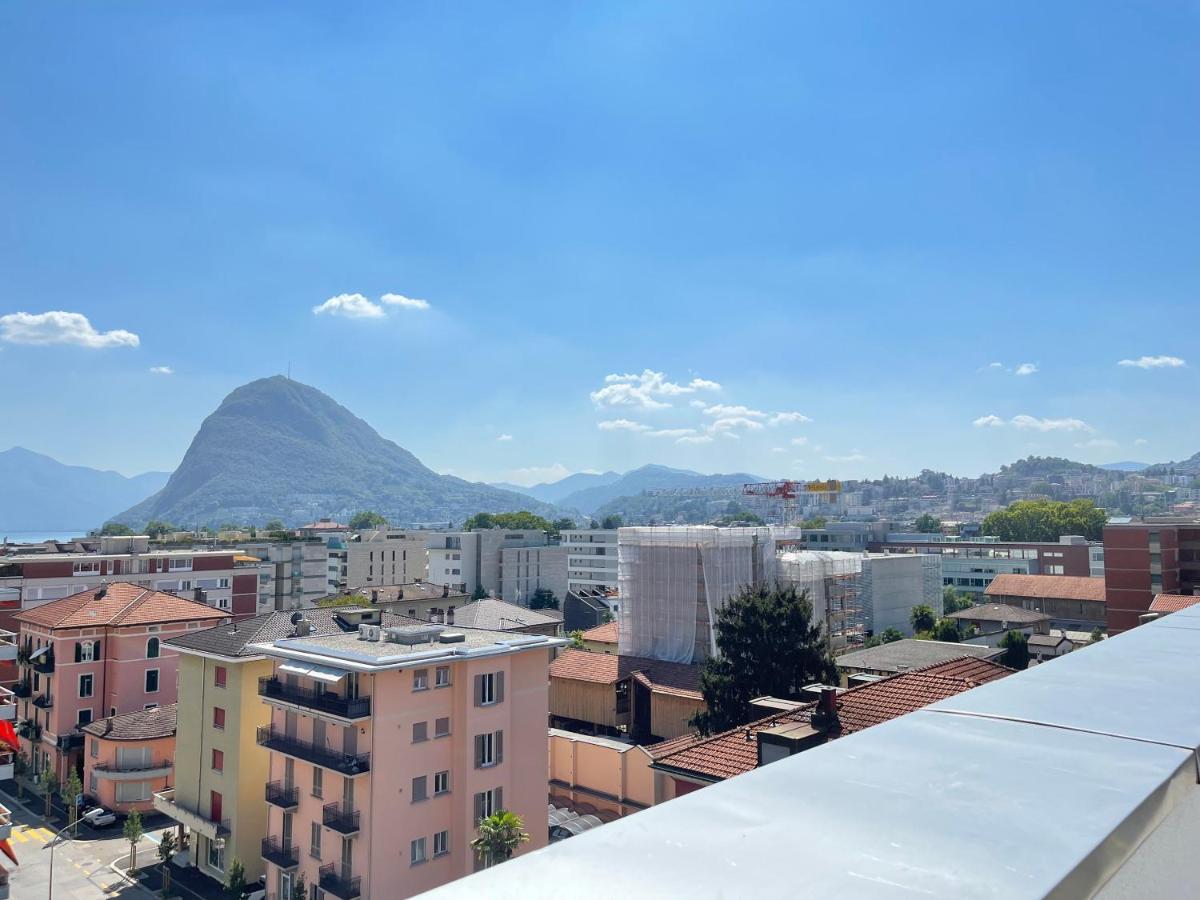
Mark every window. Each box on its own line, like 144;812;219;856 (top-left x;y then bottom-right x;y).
144;703;159;711
77;641;94;662
208;838;225;872
410;837;427;865
434;830;449;857
145;669;160;693
116;781;151;803
312;767;323;798
89;772;97;793
79;674;94;698
77;709;92;726
310;822;322;859
474;730;503;768
435;666;451;688
434;717;450;738
169;557;193;571
212;749;224;772
474;787;502;822
218;577;230;589
90;739;98;759
214;666;227;688
434;771;450;795
146;637;160;659
412;721;428;743
475;672;503;706
213;707;226;729
413;669;429;691
411;775;428;803
73;561;101;576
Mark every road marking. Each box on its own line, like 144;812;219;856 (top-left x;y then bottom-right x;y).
32;826;54;841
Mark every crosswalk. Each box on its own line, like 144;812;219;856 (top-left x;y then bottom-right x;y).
9;824;55;843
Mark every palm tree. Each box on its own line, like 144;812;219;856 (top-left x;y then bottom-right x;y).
470;810;529;867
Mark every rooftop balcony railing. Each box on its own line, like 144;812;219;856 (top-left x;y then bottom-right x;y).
261;836;299;870
322;802;361;835
255;726;370;776
319;864;361;899
258;677;371;720
264;781;299;810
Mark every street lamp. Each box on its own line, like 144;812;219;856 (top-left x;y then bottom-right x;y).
41;820;76;900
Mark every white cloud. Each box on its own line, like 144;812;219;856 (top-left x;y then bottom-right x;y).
677;435;714;445
708;417;765;433
972;414;1091;432
770;447;787;453
689;400;707;409
0;311;139;348
149;366;173;375
381;293;431;311
825;451;866;463
701;404;765;418
1075;438;1118;449
1118;355;1186;369
790;436;809;446
646;428;696;438
312;293;384;319
1014;363;1038;376
590;370;721;409
768;411;811;426
496;434;513;442
988;362;1004;369
1134;438;1149;447
597;418;650;432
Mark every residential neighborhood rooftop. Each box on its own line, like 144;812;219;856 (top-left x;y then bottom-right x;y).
835;639;1004;673
349;581;471;603
448;597;562;630
14;582;229;629
82;702;178;741
549;648;702;698
580;621;619;643
985;573;1108;603
1149;593;1200;614
945;603;1051;625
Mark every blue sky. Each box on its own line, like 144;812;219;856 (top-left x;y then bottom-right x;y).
2;2;1197;485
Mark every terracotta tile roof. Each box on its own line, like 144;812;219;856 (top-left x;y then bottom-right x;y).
945;603;1050;625
550;649;702;698
652;657;1012;782
985;573;1107;603
14;582;228;630
581;621;618;643
1149;593;1200;614
82;703;177;741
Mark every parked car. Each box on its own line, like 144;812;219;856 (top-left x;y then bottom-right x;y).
81;807;117;827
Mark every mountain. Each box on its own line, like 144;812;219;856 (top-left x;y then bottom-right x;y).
114;376;559;528
1144;451;1200;477
1100;461;1150;472
491;471;623;505
558;464;765;514
0;447;170;533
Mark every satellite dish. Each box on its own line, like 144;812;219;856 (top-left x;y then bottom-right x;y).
290;611;305;625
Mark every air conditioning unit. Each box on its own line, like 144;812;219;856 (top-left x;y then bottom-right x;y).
358;624;381;642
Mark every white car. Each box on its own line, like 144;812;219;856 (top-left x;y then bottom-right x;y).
81;807;117;827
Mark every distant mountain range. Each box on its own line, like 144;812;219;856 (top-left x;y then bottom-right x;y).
490;470;622;505
0;447;169;533
1100;461;1150;472
495;465;765;514
113;376;558;528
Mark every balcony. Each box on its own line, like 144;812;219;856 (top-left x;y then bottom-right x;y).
0;630;15;662
152;789;230;840
10;682;30;699
32;694;53;710
319;864;362;900
93;759;173;780
264;781;299;810
258;677;371;721
0;801;12;841
322;802;361;835
56;731;84;751
256;726;370;776
0;686;15;722
261;836;300;870
30;654;55;675
16;720;42;743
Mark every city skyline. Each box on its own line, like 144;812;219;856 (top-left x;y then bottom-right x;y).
2;3;1197;484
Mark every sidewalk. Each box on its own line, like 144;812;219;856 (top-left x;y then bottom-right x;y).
136;854;232;900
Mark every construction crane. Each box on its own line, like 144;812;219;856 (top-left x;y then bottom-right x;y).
742;480;842;526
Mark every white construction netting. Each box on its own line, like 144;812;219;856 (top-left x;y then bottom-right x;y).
777;550;864;636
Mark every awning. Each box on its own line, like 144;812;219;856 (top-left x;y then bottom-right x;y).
29;646;50;661
278;661;349;684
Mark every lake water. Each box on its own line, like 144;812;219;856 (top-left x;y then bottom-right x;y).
1;530;92;544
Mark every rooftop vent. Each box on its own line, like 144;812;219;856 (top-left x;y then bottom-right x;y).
385;624;445;645
290;611;311;637
438;631;467;644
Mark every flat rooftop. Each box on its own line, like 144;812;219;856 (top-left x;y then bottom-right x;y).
835;639;1003;673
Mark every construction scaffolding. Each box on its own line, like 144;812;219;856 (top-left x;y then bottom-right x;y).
617;526;776;664
777;550;865;648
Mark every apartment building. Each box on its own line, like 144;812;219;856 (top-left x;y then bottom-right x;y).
344;530;428;590
81;703;177;815
0;535;260;619
13;583;227;781
242;540;332;610
1103;520;1200;634
426;530;548;597
561;530;618;594
155;606;425;889
250;619;563;899
498;545;568;605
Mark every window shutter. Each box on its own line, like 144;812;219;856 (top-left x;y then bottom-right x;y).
496;671;505;703
495;786;503;813
75;643;82;663
496;730;503;764
473;674;483;707
94;640;102;661
474;734;484;768
474;792;485;822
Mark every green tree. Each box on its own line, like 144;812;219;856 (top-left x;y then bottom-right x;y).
929;618;960;642
568;630;586;650
981;498;1106;542
913;513;941;534
144;519;175;539
471;810;530;867
529;589;558;610
13;752;29;800
349;510;388;530
691;584;837;736
290;873;307;900
800;517;827;529
1089;626;1104;644
600;514;623;530
124;809;144;873
157;829;177;897
551;517;577;535
942;587;973;614
99;522;134;536
62;768;83;834
463;511;554;532
317;594;366;608
264;518;286;532
225;858;247;899
999;630;1030;669
40;768;58;819
879;627;904;644
909;604;936;634
471;584;488;601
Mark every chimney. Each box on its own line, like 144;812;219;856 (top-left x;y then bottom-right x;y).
194;587;205;604
398;587;404;600
371;589;378;604
812;687;841;733
442;584;449;598
94;586;107;601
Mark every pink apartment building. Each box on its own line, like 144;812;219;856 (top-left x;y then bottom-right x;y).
250;616;563;899
82;704;177;814
14;582;227;781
